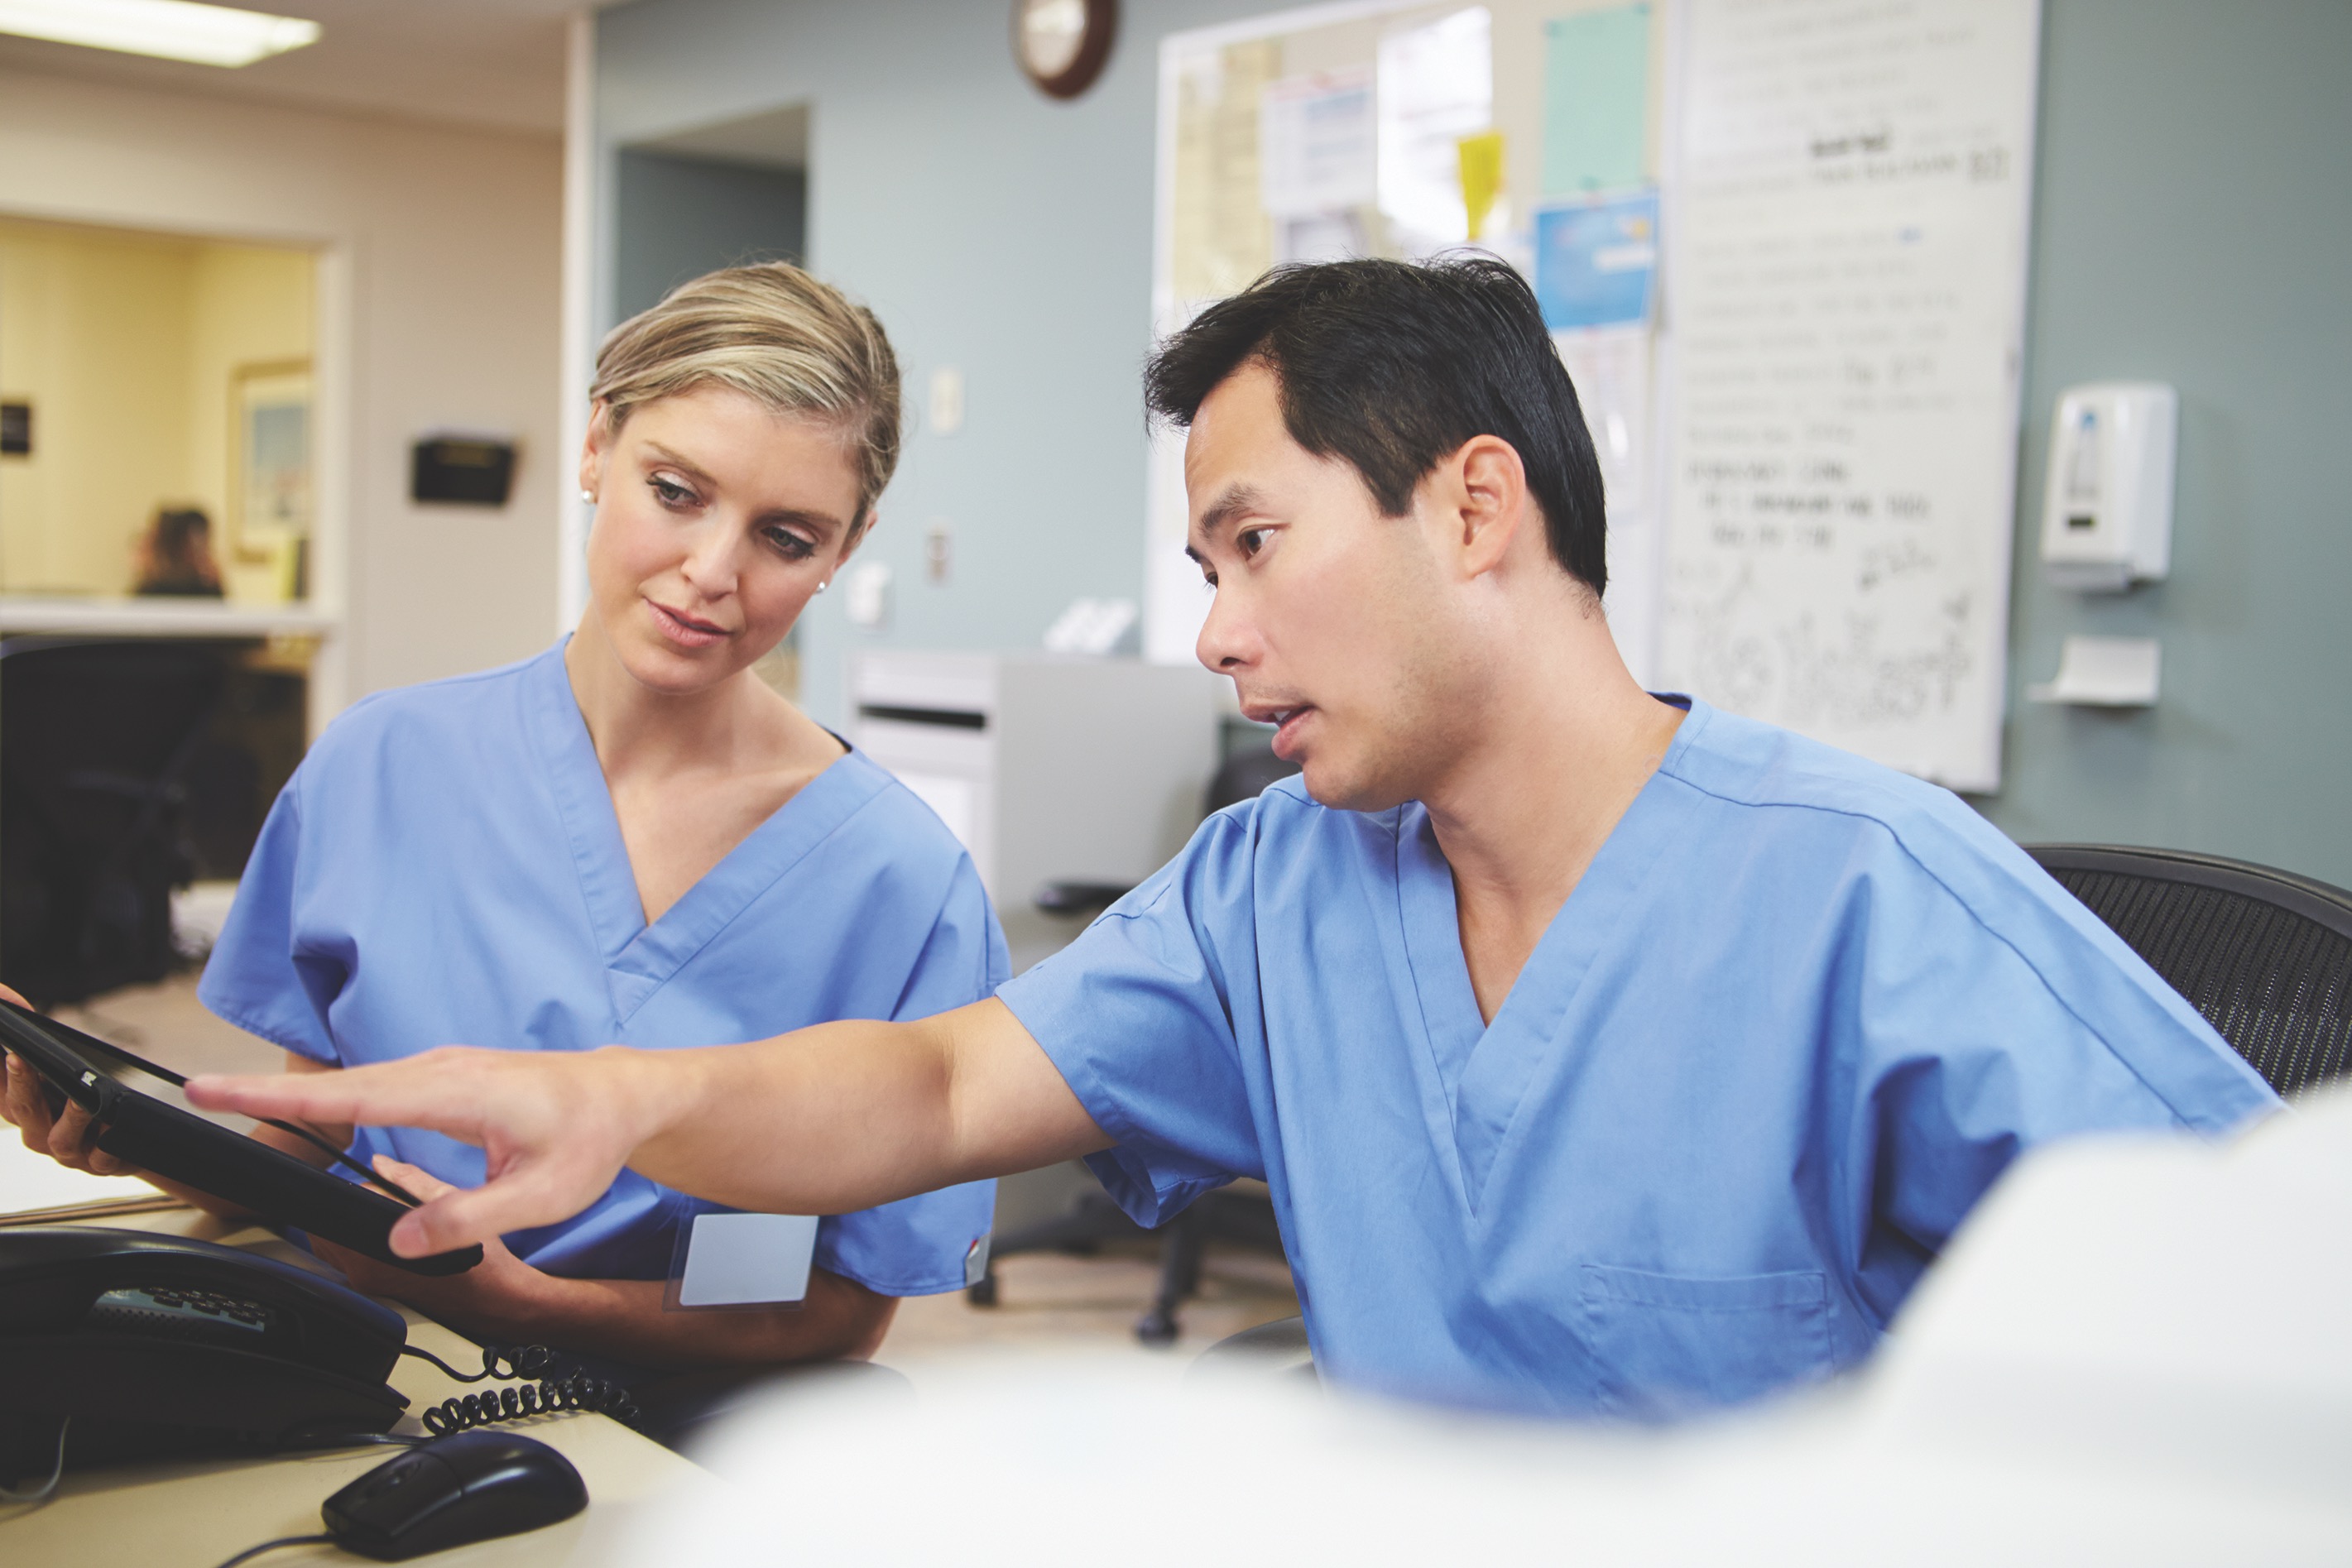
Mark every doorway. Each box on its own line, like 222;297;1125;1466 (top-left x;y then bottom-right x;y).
0;215;319;605
610;103;812;698
613;103;809;322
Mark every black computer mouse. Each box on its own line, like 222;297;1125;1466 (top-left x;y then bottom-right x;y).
322;1430;588;1561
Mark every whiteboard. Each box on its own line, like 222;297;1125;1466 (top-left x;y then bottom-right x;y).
1657;0;2042;790
1145;0;2041;794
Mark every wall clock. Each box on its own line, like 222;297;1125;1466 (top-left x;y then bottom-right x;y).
1013;0;1116;100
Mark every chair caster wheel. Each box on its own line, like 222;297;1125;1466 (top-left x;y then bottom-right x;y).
966;1273;998;1307
1135;1310;1179;1347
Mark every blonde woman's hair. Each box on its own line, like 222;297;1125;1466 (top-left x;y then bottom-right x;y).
588;261;901;530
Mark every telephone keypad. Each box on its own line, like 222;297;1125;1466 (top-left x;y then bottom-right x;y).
87;1285;279;1344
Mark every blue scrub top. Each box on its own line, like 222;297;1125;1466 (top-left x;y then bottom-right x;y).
201;642;1003;1296
998;697;2278;1417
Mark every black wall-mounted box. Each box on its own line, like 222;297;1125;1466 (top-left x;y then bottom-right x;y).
1;401;30;457
410;436;516;506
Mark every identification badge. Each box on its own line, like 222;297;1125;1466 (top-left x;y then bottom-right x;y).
663;1210;818;1311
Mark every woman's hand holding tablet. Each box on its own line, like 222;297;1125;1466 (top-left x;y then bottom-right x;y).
4;1049;136;1181
1;991;481;1274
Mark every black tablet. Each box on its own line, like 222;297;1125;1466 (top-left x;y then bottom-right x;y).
0;1000;480;1277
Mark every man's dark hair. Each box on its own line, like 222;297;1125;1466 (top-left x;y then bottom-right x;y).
1143;257;1606;596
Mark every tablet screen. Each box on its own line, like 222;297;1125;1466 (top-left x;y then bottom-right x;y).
61;1032;252;1130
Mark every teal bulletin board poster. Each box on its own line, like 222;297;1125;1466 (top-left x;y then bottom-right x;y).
1543;4;1651;196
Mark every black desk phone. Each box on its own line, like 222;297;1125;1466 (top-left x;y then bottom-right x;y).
2;1228;603;1561
0;1226;410;1476
0;1227;641;1488
0;1003;639;1488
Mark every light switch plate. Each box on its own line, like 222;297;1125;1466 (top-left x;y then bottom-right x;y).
929;367;964;435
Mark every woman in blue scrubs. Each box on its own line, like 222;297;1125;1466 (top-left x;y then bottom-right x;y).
6;263;1000;1375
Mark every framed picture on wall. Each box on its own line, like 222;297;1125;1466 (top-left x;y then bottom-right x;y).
229;358;312;597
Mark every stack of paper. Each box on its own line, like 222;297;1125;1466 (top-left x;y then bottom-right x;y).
0;1130;168;1221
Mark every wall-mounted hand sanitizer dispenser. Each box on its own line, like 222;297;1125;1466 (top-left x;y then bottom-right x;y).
2039;382;2177;591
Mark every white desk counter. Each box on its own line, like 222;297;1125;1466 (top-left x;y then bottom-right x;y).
0;597;337;640
0;595;345;787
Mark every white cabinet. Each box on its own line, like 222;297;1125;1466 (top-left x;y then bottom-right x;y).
848;651;1225;967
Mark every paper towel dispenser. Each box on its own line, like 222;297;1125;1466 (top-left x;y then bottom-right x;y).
2039;383;2176;592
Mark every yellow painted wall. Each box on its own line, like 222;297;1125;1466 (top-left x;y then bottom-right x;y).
0;219;194;593
0;216;312;597
189;242;314;599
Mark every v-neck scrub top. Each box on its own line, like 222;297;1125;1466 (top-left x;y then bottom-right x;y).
199;643;1003;1295
996;698;2278;1417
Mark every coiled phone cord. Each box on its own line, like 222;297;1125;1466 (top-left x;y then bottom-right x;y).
399;1341;640;1434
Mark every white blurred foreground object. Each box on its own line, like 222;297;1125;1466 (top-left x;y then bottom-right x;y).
599;1093;2351;1565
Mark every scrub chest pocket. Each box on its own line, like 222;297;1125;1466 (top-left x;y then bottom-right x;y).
1578;1263;1834;1418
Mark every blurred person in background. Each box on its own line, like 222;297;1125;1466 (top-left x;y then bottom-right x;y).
132;506;223;597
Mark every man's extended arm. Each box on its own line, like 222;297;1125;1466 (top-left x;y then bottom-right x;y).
188;998;1109;1259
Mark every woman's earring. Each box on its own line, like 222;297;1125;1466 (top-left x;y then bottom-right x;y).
815;579;831;593
578;489;595;503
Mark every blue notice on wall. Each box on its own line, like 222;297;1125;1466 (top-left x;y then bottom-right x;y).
1533;189;1659;331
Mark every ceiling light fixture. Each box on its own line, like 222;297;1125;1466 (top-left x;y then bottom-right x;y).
0;0;319;68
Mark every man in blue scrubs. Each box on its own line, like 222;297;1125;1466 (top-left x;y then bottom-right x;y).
194;258;2279;1419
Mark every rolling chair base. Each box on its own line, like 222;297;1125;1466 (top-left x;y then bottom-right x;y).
967;1187;1285;1346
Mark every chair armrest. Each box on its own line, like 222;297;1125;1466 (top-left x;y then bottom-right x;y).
1033;881;1137;917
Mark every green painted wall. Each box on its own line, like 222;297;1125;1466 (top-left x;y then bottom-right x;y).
597;0;2352;886
612;150;806;323
1980;0;2352;887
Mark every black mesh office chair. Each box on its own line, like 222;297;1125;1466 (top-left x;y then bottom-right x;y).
2025;844;2352;1096
972;746;1303;1345
1199;842;2352;1379
0;638;230;1006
